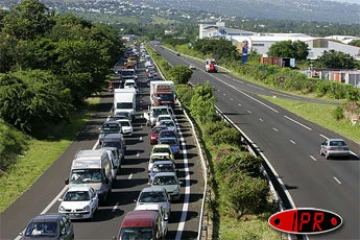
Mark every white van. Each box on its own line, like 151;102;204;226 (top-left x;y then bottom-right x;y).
114;88;137;121
65;149;113;204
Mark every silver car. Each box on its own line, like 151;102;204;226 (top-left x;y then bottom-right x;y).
320;138;350;159
136;186;171;217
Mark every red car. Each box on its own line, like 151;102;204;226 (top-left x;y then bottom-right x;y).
150;126;167;144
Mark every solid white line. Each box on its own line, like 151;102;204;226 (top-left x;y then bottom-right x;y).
320;134;329;140
271;91;301;100
310;155;317;161
284;115;312;131
290;140;296;145
128;173;133;180
238;103;242;107
273;128;279;132
112;202;119;212
259;118;264;122
247;110;252;114
333;177;342;184
174;115;191;240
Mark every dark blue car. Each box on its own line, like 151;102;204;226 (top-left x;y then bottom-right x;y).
22;214;74;240
158;136;180;156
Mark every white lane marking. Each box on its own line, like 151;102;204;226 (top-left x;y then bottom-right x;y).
320;134;329;140
273;128;279;132
271;91;301;100
247;110;252;114
136;151;140;157
139;136;143;141
230;98;234;101
128;173;133;180
310;155;317;161
223;93;226;96
333;177;342;184
238;103;242;107
14;107;114;240
112;202;119;212
284;115;312;131
290;140;296;145
259;118;264;122
174;114;191;240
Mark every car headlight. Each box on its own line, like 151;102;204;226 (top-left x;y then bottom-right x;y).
173;188;180;194
83;206;90;211
59;206;65;212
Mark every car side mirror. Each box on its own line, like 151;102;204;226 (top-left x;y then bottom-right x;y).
19;232;23;237
133;199;137;203
65;178;69;185
179;181;183;185
164;216;168;221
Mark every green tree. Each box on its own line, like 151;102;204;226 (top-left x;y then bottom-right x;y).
316;50;356;69
268;40;309;60
349;40;360;47
168;65;193;84
2;0;55;40
0;70;72;132
190;82;217;123
220;173;269;220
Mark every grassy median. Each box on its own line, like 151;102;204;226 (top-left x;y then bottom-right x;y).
261;96;360;143
0;97;100;212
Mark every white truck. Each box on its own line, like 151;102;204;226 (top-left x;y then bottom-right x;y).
114;88;137;121
149;81;175;107
144;105;175;127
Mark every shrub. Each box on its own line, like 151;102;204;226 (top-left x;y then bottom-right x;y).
203;121;230;139
333;106;344;120
168;65;193;84
220;173;269;220
176;86;194;109
211;127;242;146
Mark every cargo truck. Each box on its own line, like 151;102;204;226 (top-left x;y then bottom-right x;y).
149;81;175;108
114;88;137;121
205;58;218;73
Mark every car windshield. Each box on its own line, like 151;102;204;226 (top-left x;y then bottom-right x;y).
329;141;347;146
155;93;174;100
102;123;120;132
70;169;104;184
64;191;90;201
152;164;174;173
160;139;177;145
121;70;135;76
120;227;153;240
139;191;167;203
159;131;176;138
160;121;174;127
117;103;133;109
152;108;169;117
102;141;122;150
125;83;135;87
158;116;172;122
152;127;166;134
25;222;58;237
119;121;130;126
153;148;171;154
153;176;177;185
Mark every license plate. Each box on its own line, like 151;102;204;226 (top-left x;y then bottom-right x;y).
337;148;342;151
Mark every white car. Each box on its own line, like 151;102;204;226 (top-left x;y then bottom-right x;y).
124;79;139;94
158;119;177;132
58;186;98;220
155;115;174;126
117;119;133;136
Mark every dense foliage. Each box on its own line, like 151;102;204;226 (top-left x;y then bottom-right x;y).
192;39;239;63
0;0;123;171
268;40;309;60
168;65;192;84
315;50;357;69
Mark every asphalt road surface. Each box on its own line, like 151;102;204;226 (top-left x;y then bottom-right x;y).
0;58;204;240
154;44;360;240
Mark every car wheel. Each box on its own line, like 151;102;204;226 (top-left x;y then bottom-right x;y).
325;154;330;160
319;149;323;156
89;211;94;221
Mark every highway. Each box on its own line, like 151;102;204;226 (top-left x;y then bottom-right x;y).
0;58;204;239
154;44;360;240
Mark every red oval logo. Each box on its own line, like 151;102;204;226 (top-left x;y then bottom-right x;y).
268;208;342;235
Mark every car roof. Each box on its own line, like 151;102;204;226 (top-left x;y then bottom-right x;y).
121;211;157;228
117;119;131;122
67;186;93;192
153;144;171;148
102;133;122;139
328;138;346;142
153;172;177;177
103;121;120;125
31;214;65;222
134;204;161;211
141;186;167;193
101;146;118;151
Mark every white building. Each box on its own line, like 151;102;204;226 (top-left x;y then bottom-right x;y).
199;22;360;61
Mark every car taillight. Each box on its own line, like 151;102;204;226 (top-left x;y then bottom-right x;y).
343;147;349;150
328;148;336;150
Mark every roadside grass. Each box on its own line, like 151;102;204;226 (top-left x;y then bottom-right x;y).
0;97;100;213
261;96;360;143
219;215;285;240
